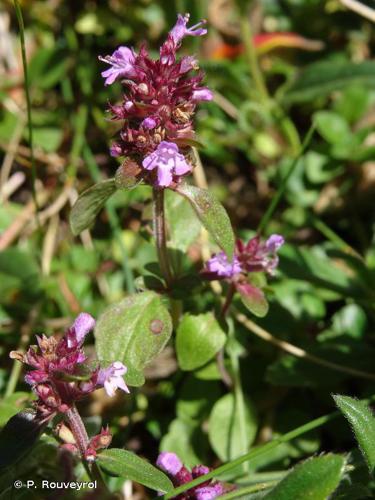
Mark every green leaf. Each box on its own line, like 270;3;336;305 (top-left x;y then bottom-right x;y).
95;291;172;386
314;111;351;145
160;418;207;468
31;127;63;153
284;60;375;104
176;313;226;370
0;392;32;426
69;179;117;235
237;282;269;318
208;393;257;461
332;304;367;340
0;411;46;471
333;395;375;474
165;190;201;252
175;184;235;259
97;448;173;493
264;454;345;500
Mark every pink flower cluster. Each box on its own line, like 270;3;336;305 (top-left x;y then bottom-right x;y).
11;313;129;422
99;13;212;188
202;234;284;306
156;452;226;499
203;234;284;281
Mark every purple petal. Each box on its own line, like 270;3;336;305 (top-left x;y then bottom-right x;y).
195;484;224;500
72;313;95;345
265;234;284;253
180;55;198;74
192;465;210;477
192;88;213;102
173;155;191;175
156;452;183;476
143;152;158;170
99;46;136;85
98;361;129;397
169;14;207;44
142;117;157;129
157;164;173;187
205;252;242;278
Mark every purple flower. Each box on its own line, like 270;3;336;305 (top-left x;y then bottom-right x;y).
110;143;123;157
156;452;227;499
236;235;284;275
169;14;207;45
142;141;191;187
11;313;130;422
195;484;224;500
180;55;198;74
142;117;158;129
156;452;183;476
265;234;284;253
100;13;211;179
192;88;213;102
204;252;242;279
97;361;130;397
99;46;137;85
67;312;95;348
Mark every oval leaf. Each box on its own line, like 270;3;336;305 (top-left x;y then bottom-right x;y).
176;184;234;259
264;454;345;500
0;410;46;471
208;393;257;461
70;179;116;236
237;282;269;318
176;313;226;371
97;448;173;493
95;291;172;386
334;395;375;474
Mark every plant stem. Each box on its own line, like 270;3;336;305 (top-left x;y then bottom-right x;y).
13;0;38;213
235;310;375;381
257;122;316;234
162;409;340;499
66;405;110;493
66;405;90;457
153;188;173;288
240;18;269;103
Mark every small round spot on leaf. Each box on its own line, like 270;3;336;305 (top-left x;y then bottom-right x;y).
150;319;164;335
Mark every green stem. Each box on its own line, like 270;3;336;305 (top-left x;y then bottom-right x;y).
311;215;362;259
13;0;38;212
257;122;316;234
162;409;339;499
153;188;173;288
240;18;269;103
66;405;109;493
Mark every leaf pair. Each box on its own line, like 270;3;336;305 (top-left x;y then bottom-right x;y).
70;180;235;260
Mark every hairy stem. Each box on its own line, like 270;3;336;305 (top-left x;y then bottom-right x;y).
66;405;109;492
153;188;173;288
66;405;90;457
